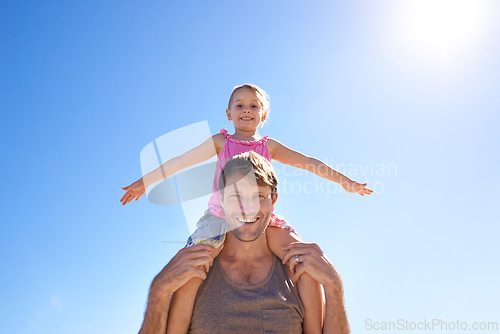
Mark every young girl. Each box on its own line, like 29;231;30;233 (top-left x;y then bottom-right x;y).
121;84;372;333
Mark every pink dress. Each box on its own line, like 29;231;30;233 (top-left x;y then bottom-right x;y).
186;129;294;247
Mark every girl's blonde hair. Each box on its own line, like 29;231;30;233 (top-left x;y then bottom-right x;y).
227;84;271;125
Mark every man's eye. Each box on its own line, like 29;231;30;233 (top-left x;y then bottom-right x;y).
236;105;242;108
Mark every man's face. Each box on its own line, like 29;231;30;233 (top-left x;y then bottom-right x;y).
221;170;277;242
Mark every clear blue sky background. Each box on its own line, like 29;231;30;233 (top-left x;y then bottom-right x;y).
1;1;499;333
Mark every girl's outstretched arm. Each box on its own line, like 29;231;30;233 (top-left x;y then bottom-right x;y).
121;133;225;205
267;138;373;196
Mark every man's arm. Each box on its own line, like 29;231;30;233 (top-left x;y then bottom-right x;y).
281;242;351;334
139;286;172;334
138;244;215;334
322;282;350;334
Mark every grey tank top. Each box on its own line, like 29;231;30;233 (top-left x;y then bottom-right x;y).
188;255;305;334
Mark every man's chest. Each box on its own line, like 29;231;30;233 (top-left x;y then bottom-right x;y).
222;259;273;285
189;257;304;334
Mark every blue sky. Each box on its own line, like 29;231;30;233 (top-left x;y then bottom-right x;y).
1;0;499;333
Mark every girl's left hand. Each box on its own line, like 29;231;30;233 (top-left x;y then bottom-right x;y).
342;180;373;196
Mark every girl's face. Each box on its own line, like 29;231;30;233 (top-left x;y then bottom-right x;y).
226;88;267;132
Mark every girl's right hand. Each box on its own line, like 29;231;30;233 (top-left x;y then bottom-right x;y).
120;178;146;205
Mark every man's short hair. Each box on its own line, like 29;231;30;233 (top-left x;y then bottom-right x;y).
219;151;278;197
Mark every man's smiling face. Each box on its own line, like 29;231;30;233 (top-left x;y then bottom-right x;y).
221;170;277;242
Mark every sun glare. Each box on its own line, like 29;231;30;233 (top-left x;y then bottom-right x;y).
383;0;494;66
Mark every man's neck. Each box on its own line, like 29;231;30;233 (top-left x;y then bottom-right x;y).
220;231;273;262
218;231;275;286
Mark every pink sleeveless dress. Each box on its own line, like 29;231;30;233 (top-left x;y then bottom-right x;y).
186;129;294;248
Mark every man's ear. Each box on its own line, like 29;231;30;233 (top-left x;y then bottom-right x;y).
271;192;278;206
226;108;232;120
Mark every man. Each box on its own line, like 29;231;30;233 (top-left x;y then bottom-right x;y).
139;152;350;333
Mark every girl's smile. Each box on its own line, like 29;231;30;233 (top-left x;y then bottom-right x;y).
226;87;267;136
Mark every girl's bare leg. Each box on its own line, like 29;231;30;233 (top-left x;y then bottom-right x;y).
266;227;324;334
166;245;222;334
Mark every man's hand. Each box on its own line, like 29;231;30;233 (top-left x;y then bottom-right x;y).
139;244;215;334
151;244;216;297
282;242;350;333
341;180;373;196
282;242;341;289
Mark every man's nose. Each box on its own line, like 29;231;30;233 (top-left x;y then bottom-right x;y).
238;197;260;217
